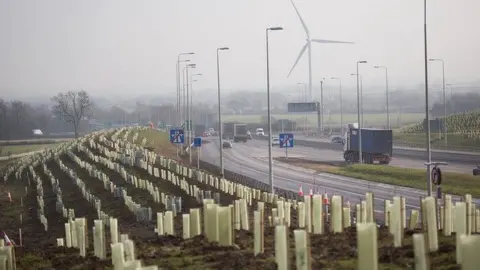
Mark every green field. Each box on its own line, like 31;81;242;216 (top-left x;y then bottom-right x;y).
0;143;61;157
222;112;424;128
394;110;480;151
393;132;480;151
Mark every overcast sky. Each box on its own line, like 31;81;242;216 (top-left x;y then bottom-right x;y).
1;0;479;99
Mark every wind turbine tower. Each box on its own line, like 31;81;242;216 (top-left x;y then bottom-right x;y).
287;0;354;101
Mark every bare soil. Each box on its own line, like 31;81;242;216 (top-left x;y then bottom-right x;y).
0;131;462;269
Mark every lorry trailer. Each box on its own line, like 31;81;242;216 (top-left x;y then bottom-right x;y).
233;124;249;142
343;128;393;164
222;122;235;140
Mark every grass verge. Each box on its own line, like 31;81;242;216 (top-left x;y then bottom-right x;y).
276;157;480;197
136;128;179;159
136;128;209;160
393;132;480;152
0;143;61;157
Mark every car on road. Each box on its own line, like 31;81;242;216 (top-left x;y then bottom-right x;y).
222;141;233;148
330;135;343;144
208;128;218;136
271;137;280;146
255;128;265;136
474;166;480;176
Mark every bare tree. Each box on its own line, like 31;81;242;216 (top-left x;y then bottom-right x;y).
51;90;92;138
10;101;27;125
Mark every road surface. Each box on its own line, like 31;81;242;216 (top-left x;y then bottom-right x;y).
253;134;480;165
200;137;479;222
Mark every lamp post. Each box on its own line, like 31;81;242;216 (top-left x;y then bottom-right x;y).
178;60;191;125
350;73;363;126
429;58;447;147
182;65;188;127
330;77;343;135
374;65;390;129
266;26;283;194
177;53;194;126
320;77;326;133
217;47;230;177
189;73;202;164
355;61;367;163
185;63;196;157
446;83;454;114
424;0;432;197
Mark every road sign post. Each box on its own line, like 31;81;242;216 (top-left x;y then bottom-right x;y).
287;102;321;135
193;137;202;169
170;128;185;157
279;133;294;159
425;161;448;229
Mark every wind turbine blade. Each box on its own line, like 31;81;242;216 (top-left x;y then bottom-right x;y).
287;42;308;78
290;0;309;38
311;39;354;44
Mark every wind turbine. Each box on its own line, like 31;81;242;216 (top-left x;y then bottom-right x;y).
287;0;354;101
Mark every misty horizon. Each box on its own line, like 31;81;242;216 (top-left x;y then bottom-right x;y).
1;0;480;100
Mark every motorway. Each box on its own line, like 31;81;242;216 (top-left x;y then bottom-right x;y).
251;136;473;174
200;137;479;221
281;134;480;165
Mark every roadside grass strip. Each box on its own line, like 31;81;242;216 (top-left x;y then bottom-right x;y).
330;163;480;198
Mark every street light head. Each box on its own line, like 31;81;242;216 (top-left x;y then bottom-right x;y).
188;64;196;68
218;47;230;51
350;73;356;76
373;65;380;68
268;26;283;31
187;52;195;55
330;77;339;80
358;60;367;64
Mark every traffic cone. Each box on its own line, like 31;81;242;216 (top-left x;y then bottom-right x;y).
298;185;304;196
3;231;14;246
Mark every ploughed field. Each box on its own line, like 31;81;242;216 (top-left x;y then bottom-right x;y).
0;127;468;269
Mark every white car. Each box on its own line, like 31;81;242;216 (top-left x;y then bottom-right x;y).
272;137;280;146
222;141;233;148
256;128;265;136
330;136;343;144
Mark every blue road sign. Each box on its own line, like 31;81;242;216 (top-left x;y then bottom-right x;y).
193;137;202;147
169;129;185;144
279;133;294;148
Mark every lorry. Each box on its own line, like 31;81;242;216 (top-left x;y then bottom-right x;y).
222;122;235;140
194;124;206;137
233;123;249;142
343;127;393;164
